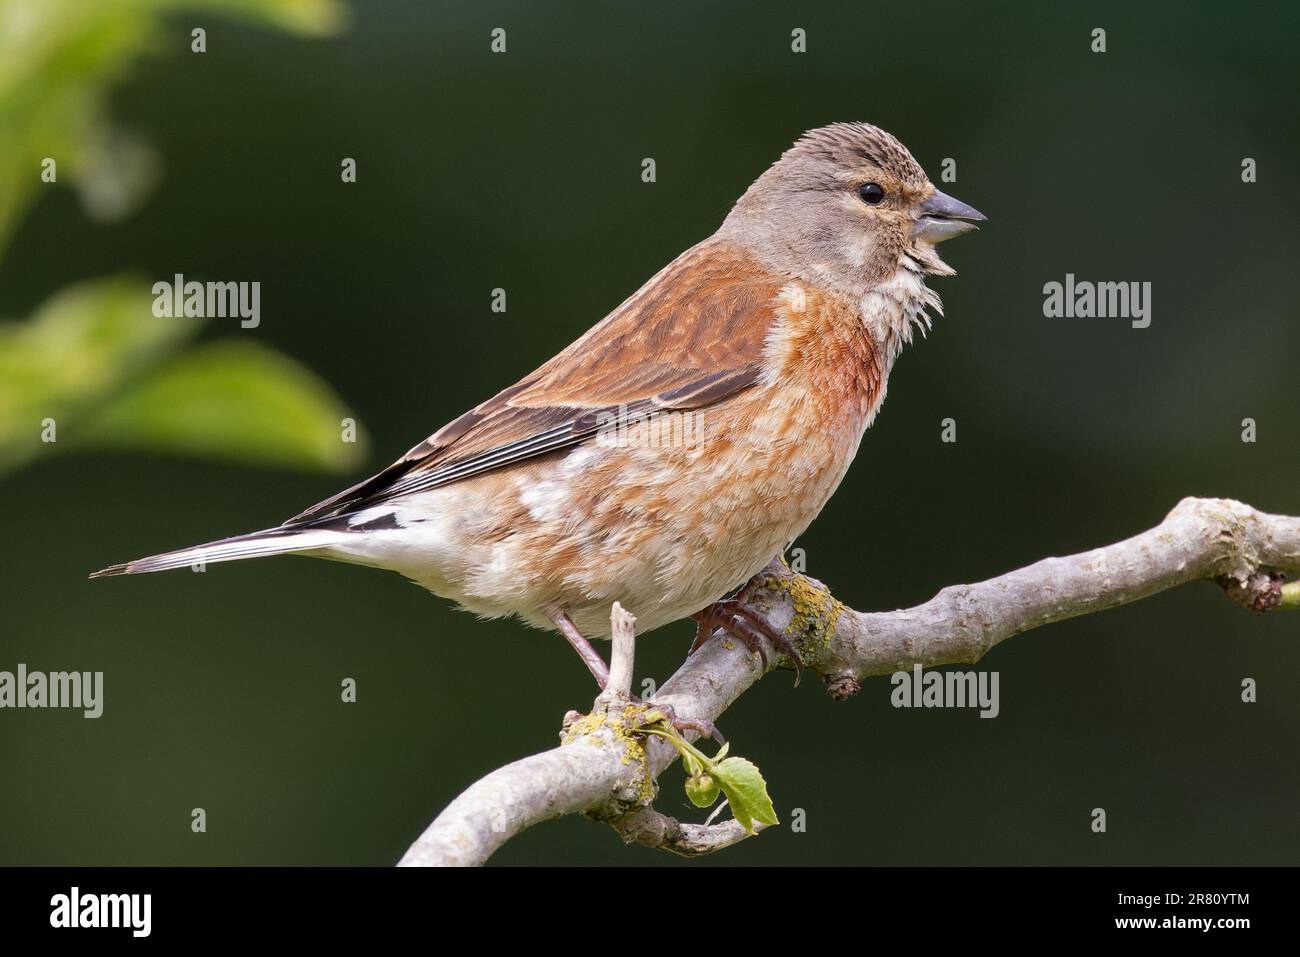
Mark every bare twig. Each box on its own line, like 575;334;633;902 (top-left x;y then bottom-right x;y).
397;497;1299;867
606;806;764;857
596;602;637;706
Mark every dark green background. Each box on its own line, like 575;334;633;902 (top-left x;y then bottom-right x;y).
2;0;1297;865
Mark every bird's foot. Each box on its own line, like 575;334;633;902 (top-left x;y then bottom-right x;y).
637;699;726;745
549;609;726;742
689;579;803;685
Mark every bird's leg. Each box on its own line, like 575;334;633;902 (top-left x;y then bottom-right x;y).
549;610;609;689
551;611;724;741
689;573;803;684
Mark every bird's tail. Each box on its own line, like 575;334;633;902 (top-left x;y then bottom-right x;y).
89;525;347;578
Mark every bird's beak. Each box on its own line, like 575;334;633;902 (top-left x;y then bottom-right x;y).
912;189;986;243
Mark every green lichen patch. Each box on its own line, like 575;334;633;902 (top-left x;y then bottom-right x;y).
760;571;844;665
561;703;661;801
561;711;607;744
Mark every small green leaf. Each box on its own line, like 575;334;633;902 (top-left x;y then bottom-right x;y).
638;720;776;831
709;757;779;834
77;339;368;472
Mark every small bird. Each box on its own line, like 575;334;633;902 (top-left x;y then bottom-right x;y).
92;122;984;687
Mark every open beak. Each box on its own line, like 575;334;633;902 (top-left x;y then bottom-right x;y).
912;189;986;244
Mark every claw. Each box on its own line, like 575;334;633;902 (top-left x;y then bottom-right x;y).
636;699;726;745
670;714;727;746
689;577;803;685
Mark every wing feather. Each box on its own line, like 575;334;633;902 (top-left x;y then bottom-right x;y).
284;239;783;525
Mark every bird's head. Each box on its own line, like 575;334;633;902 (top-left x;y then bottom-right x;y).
721;122;985;303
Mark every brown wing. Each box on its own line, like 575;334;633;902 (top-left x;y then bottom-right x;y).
284;238;785;525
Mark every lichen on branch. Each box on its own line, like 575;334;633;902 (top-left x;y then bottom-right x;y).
399;497;1299;867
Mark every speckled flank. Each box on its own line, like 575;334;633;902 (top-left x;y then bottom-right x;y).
328;271;902;640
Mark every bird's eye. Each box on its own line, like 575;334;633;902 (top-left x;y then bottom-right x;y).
858;182;885;205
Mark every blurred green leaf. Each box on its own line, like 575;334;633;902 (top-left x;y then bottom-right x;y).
78;338;366;472
168;0;348;35
0;0;361;477
0;276;366;474
0;0;346;257
0;276;197;470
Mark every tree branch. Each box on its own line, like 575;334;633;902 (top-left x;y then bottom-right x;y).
397;496;1299;866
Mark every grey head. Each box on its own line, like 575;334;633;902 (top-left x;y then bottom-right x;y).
718;122;985;304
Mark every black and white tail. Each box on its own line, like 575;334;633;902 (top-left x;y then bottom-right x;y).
89;526;347;578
